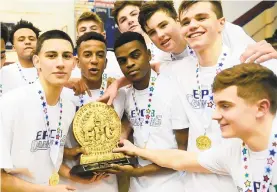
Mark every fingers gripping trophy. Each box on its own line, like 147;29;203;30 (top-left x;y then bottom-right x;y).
70;102;137;178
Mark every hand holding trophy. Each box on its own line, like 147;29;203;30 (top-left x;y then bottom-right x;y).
70;102;137;178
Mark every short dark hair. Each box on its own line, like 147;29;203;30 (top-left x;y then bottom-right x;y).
1;23;9;44
213;63;277;114
178;0;223;19
35;30;74;55
112;1;142;25
76;31;106;52
76;12;104;32
114;31;147;51
10;19;41;45
139;1;177;33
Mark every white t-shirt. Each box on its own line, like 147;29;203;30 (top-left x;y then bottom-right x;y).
223;22;255;55
1;62;38;95
0;117;13;168
0;81;75;185
170;52;236;192
169;43;277;192
198;138;277;192
147;42;172;65
71;51;124;79
124;70;187;192
60;87;125;192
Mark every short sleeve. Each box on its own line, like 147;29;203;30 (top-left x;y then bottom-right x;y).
113;88;126;119
0;94;16;168
170;80;190;130
223;22;255;52
197;141;236;176
261;59;277;75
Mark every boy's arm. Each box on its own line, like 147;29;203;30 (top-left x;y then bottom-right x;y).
113;140;211;173
1;170;76;192
1;170;42;192
175;129;189;150
107;163;174;177
120;114;132;140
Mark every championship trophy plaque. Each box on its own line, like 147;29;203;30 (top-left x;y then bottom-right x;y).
70;102;137;178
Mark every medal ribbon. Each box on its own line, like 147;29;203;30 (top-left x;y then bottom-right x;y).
131;71;157;147
132;72;157;126
36;83;63;166
79;73;107;107
195;45;228;131
187;46;197;58
242;133;277;192
17;63;38;84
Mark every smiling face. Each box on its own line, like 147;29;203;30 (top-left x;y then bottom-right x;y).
115;40;151;83
13;28;37;60
117;5;142;34
179;2;225;52
77;39;107;83
144;11;183;53
212;86;258;139
33;39;75;86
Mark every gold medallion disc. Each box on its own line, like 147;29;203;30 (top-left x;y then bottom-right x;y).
49;172;59;186
73;102;124;164
196;135;212;150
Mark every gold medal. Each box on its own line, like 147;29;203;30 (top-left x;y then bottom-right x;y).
196;135;212;150
49;172;59;186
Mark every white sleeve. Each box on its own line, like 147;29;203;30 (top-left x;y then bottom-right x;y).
197;142;233;175
70;67;81;78
170;81;190;130
149;44;172;65
0;95;14;168
261;59;277;75
61;88;79;107
223;22;255;51
105;51;124;79
113;88;126;119
170;94;189;130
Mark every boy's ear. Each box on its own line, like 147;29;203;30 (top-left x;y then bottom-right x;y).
218;17;226;33
33;54;41;71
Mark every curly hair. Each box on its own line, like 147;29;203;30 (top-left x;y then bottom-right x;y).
1;23;9;44
9;19;40;45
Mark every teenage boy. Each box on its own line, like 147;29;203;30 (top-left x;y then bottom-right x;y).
1;30;77;192
61;32;125;192
71;11;123;79
112;1;172;65
114;63;277;192
1;19;40;94
109;31;187;192
99;1;277;105
138;1;277;65
164;1;276;192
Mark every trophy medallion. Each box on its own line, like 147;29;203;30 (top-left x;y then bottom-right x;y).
70;102;137;178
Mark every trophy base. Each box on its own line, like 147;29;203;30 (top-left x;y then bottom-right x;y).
70;157;137;178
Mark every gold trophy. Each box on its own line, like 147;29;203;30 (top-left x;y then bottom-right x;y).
70;102;137;178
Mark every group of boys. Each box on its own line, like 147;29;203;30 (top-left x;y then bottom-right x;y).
1;1;277;192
